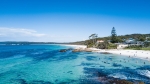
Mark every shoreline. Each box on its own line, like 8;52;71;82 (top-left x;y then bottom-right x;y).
64;44;150;61
95;49;150;61
61;44;87;49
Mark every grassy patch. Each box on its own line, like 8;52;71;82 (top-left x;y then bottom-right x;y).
141;47;150;50
108;43;117;49
125;45;150;50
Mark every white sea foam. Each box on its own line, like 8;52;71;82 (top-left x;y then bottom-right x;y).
109;73;127;79
32;52;43;55
137;70;150;78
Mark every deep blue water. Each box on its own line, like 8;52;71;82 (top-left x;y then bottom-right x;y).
0;44;150;84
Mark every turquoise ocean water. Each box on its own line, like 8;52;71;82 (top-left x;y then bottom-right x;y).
0;44;150;84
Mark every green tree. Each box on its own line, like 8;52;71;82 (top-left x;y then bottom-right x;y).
111;27;118;43
139;37;145;41
89;34;98;47
117;38;123;43
144;42;150;47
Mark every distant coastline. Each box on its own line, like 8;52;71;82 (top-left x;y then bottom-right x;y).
0;41;62;45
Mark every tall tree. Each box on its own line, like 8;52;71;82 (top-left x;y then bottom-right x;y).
111;27;118;43
89;33;98;47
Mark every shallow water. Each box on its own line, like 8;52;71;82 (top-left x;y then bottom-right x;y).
0;44;150;84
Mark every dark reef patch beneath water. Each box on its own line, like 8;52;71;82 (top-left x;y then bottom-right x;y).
82;67;150;84
85;56;97;61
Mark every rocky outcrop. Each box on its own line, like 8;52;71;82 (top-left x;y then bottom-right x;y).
59;48;73;52
100;52;111;54
72;49;81;52
84;48;92;52
108;79;144;84
60;48;99;53
109;79;134;84
59;49;67;52
72;48;92;52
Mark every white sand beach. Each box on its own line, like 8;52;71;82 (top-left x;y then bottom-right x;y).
62;44;87;49
65;44;150;61
96;49;150;61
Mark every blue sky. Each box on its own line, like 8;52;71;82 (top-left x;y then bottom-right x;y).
0;0;150;42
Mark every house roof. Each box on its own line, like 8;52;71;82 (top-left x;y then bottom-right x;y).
97;40;104;42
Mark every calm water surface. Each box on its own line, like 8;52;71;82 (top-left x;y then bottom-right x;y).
0;44;150;84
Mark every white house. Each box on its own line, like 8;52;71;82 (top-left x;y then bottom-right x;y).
125;38;137;44
96;40;104;43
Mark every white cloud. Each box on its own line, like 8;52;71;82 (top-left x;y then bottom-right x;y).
0;27;46;38
0;27;81;42
0;27;76;42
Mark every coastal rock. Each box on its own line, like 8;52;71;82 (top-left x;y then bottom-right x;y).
109;79;133;84
138;81;145;84
100;52;111;54
60;48;73;52
72;48;92;52
72;49;81;52
84;49;92;52
59;49;67;52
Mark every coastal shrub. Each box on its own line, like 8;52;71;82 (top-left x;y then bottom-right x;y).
125;45;150;50
97;42;108;49
97;41;109;49
141;47;150;50
144;42;150;47
88;43;94;48
125;45;142;50
97;42;117;49
86;40;94;48
108;43;117;49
